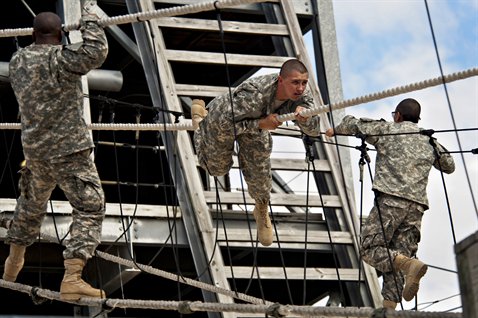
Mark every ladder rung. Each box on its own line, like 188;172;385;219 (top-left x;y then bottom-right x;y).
215;228;354;245
232;157;330;171
223;266;363;281
194;156;331;172
203;191;342;207
165;49;289;67
269;158;330;171
176;84;231;97
157;17;289;36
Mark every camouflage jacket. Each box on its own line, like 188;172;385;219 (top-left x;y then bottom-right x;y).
334;115;455;209
208;73;320;136
9;19;108;160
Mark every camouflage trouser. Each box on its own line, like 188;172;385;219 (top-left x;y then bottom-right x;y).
194;104;272;205
6;150;105;261
360;192;424;302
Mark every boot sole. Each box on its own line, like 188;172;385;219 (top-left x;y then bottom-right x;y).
60;293;82;301
60;292;105;301
403;263;428;301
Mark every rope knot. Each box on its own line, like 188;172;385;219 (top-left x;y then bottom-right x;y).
266;302;285;318
30;286;47;305
370;307;388;318
178;300;194;314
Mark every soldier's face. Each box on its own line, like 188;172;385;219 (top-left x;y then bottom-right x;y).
278;71;309;101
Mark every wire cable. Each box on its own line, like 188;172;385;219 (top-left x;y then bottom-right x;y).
424;0;478;220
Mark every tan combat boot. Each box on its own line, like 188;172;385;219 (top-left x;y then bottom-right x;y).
383;299;397;310
3;244;26;281
393;254;427;301
60;258;105;300
191;99;207;129
253;202;273;246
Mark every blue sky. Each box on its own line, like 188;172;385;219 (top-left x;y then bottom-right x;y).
331;0;478;312
233;0;476;312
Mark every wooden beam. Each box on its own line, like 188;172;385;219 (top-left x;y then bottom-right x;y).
203;191;342;207
0;198;181;218
223;266;363;281
176;83;231;97
165;50;289;67
156;17;289;35
214;228;354;244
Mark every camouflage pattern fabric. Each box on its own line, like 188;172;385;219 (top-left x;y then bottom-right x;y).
194;73;320;204
6;150;105;260
333;115;455;209
361;193;424;302
9;19;108;161
333;114;455;302
7;18;108;261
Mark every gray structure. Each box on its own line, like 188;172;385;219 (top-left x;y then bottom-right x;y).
0;1;380;317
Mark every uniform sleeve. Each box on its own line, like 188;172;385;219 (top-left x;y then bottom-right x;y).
57;18;108;76
334;115;386;145
294;91;320;137
432;141;455;174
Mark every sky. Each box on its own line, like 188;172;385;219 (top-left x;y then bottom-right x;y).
327;0;478;313
231;0;477;312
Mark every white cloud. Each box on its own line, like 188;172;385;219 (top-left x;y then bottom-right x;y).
331;0;478;312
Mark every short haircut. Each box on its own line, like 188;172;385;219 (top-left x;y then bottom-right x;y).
280;59;308;77
396;98;421;123
33;12;62;36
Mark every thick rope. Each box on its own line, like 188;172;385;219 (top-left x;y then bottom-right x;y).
278;67;478;122
0;0;266;38
1;67;476;132
0;279;462;317
30;231;271;306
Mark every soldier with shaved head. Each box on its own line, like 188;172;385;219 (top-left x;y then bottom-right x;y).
3;1;108;301
326;98;455;309
192;59;321;247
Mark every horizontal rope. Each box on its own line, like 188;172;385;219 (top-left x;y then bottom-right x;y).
0;0;266;38
0;279;462;317
1;67;475;132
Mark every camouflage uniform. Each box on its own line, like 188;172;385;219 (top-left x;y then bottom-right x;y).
333;115;455;302
7;17;108;261
194;73;320;204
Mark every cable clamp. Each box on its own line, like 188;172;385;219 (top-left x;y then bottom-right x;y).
266;302;285;318
30;286;47;305
370;307;388;318
178;300;194;314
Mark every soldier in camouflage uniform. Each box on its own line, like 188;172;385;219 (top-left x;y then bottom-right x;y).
4;3;108;300
192;59;320;246
326;98;455;309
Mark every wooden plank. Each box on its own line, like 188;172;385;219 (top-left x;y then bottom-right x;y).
165;49;289;67
0;198;180;218
176;83;231;97
223;266;363;281
193;155;330;172
268;158;330;171
156;17;289;35
214;228;354;244
203;191;342;207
